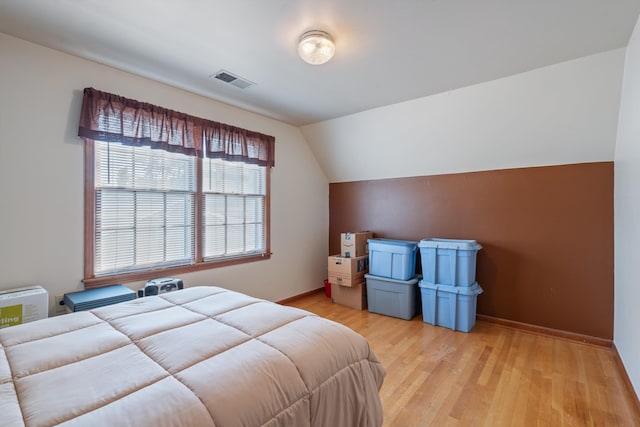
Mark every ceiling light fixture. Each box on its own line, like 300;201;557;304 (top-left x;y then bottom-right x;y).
298;30;335;65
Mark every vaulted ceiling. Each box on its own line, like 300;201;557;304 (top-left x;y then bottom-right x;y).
1;0;639;126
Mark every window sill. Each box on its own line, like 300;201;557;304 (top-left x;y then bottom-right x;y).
83;253;271;289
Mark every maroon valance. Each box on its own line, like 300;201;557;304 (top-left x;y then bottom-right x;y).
78;87;275;167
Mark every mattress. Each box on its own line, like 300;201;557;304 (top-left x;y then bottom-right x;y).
0;286;385;427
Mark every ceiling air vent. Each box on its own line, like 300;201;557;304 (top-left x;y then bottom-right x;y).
210;70;255;89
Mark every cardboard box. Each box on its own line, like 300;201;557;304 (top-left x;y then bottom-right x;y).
0;286;48;328
331;281;367;310
328;273;364;287
328;254;369;287
341;231;374;258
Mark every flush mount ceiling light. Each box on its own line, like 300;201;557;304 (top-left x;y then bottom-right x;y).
298;30;335;65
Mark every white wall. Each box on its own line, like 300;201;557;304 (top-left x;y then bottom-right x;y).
614;16;640;398
0;33;329;310
301;49;624;183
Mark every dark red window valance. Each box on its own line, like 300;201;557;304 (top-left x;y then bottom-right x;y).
78;87;275;167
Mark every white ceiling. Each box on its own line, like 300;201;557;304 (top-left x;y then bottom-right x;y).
1;0;639;126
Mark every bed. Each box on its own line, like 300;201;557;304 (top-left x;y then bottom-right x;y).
0;286;385;427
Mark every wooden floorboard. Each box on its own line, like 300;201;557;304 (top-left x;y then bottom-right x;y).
285;292;640;427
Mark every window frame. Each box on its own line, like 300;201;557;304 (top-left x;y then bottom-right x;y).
83;140;271;288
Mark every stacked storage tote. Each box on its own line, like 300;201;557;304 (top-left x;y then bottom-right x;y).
365;239;422;320
418;239;483;332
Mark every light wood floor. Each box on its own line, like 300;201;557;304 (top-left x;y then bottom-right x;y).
286;291;640;427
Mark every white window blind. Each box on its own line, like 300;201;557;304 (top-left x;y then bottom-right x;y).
94;141;196;276
202;158;266;260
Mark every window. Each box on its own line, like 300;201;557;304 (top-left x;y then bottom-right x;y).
80;88;273;287
202;158;266;260
86;141;270;286
94;141;196;276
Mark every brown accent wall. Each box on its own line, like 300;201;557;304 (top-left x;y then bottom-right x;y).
329;162;614;339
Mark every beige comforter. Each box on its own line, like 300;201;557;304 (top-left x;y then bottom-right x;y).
0;286;385;427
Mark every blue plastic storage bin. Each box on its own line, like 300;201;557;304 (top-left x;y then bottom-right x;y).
368;239;418;280
419;238;482;286
419;281;483;332
365;274;422;320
